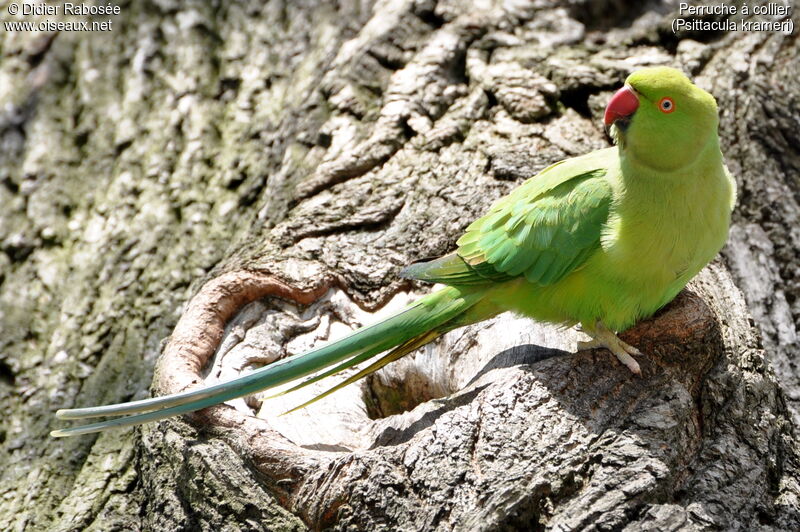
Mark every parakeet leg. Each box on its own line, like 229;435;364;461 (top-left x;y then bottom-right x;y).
577;321;642;374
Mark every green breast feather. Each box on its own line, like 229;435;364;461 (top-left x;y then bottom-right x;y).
401;149;614;287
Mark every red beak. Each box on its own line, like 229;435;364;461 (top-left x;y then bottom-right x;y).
604;86;639;127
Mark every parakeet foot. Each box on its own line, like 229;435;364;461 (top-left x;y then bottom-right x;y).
577;322;642;374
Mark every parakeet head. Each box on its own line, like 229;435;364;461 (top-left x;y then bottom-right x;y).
604;67;719;171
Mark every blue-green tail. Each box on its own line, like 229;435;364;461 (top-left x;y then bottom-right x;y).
51;286;484;437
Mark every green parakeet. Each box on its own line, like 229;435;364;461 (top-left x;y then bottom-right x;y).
52;66;736;437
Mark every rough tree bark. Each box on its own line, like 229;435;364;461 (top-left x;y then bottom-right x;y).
1;0;798;530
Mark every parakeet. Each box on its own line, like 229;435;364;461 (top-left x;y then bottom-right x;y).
52;67;736;437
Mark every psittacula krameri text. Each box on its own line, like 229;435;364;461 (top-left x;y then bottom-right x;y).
52;67;736;437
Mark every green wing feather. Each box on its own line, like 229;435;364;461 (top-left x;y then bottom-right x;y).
402;148;615;287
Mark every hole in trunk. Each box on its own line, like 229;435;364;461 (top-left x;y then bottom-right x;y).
208;287;578;451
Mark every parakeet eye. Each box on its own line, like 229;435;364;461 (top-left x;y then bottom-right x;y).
658;97;675;113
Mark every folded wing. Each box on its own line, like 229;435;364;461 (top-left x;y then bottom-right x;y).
401;149;615;287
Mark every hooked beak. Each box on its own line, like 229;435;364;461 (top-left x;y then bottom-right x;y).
604;85;639;130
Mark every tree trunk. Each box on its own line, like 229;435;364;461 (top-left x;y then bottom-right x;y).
1;1;798;530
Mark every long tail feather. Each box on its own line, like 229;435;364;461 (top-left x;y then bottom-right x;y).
52;286;483;437
263;339;398;401
281;330;442;415
55;303;429;421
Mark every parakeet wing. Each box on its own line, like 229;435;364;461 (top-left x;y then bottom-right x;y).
402;148;615;286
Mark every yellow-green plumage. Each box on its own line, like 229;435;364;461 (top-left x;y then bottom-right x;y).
52;67;736;437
